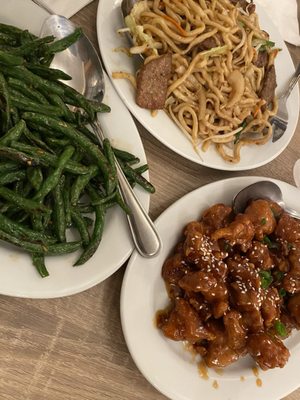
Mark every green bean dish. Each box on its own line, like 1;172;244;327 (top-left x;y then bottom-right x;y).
0;22;154;277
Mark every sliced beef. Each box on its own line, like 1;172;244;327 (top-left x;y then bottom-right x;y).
254;50;268;68
246;2;256;14
198;37;217;51
259;64;277;106
230;0;256;13
136;53;172;110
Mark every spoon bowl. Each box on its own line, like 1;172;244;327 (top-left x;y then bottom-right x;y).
233;180;300;220
40;15;104;102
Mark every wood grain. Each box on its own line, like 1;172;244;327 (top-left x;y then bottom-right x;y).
0;1;299;400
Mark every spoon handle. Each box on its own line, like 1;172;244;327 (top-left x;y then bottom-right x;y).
92;121;161;257
284;205;300;221
31;0;53;14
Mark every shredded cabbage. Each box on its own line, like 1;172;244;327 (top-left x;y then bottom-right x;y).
201;45;229;57
125;1;158;54
130;0;148;20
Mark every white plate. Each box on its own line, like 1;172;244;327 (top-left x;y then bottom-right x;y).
0;0;150;298
293;159;300;188
97;1;299;171
121;176;300;400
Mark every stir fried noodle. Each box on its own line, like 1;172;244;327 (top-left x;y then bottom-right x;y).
117;0;279;163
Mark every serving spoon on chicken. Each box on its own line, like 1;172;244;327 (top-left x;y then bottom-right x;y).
233;181;300;220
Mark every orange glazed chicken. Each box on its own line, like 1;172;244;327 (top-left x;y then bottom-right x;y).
157;200;300;371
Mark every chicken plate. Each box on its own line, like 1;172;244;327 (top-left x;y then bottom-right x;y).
157;200;300;371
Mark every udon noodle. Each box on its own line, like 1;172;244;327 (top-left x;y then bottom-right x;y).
115;0;279;163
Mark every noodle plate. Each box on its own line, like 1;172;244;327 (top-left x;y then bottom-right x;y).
115;0;279;163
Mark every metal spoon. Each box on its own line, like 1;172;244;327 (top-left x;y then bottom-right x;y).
36;10;161;257
232;180;300;220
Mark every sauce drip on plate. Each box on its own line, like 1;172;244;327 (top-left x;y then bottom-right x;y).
212;380;219;389
252;366;263;387
198;360;209;380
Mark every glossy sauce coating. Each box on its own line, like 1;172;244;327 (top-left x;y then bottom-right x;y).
157;200;300;371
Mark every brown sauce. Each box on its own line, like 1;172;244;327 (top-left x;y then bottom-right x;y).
156;200;296;376
252;366;263;387
212;380;219;389
252;366;259;377
198;360;209;380
256;378;263;387
213;368;224;376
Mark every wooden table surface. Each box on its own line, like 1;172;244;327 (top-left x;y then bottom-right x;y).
1;1;300;399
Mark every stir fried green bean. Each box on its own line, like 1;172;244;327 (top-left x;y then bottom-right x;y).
0;22;155;277
52;175;67;243
74;185;105;266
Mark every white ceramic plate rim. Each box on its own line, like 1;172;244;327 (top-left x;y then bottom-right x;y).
121;176;300;400
97;0;299;171
0;0;150;299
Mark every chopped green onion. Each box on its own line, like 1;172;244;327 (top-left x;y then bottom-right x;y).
234;132;241;144
234;120;247;144
271;207;281;219
287;242;294;251
263;236;271;245
279;288;287;298
263;236;279;250
274;271;284;282
274;320;287;337
260;41;275;51
261;217;267;225
259;270;273;289
224;242;232;252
